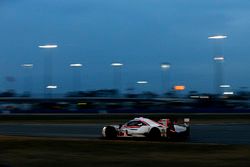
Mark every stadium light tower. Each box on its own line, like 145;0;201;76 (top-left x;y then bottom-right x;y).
38;44;58;98
208;35;227;95
208;35;227;40
160;63;171;94
136;81;148;84
136;80;148;94
111;62;123;93
21;64;34;95
70;63;83;92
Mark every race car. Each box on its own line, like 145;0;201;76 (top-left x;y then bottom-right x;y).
102;117;190;140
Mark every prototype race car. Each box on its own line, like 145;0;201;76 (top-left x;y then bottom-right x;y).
102;117;190;140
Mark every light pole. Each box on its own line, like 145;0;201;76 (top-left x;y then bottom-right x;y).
214;56;224;95
69;63;83;92
21;63;33;96
38;44;58;98
160;63;171;95
136;80;148;94
111;62;123;93
46;85;58;97
208;35;227;95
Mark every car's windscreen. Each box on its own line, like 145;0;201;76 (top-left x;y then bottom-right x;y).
127;121;146;126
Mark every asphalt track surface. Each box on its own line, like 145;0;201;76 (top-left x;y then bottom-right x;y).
0;123;250;145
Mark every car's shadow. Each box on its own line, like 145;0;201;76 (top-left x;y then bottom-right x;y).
99;137;190;142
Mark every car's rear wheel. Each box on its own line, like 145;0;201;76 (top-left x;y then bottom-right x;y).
148;127;161;140
105;126;117;139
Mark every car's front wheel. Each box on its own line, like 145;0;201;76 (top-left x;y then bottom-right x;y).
104;126;117;139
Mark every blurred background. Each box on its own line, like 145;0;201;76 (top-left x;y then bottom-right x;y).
1;0;250;113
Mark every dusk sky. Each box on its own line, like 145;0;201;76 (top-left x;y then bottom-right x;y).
1;0;250;95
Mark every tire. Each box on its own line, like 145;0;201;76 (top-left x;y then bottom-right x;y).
105;126;117;139
148;127;161;140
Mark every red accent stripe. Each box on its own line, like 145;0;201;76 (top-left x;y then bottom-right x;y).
126;126;140;128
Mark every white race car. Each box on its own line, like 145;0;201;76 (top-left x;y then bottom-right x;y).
102;117;190;140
